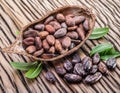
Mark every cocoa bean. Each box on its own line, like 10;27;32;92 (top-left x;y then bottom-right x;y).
62;37;71;49
66;17;75;27
44;16;54;24
90;65;98;74
41;53;57;59
23;30;37;38
39;31;49;39
93;53;100;65
106;58;116;69
72;53;81;64
45;71;56;83
54;28;67;38
55;66;66;76
34;24;44;31
35;37;42;50
66;31;78;39
73;16;85;24
26;45;36;54
48;46;55;54
45;25;55;34
23;37;34;46
83;19;90;31
63;59;73;72
56;13;65;22
55;40;62;52
77;27;85;40
67;26;78;31
33;48;44;57
49;21;61;30
98;62;108;74
46;35;55;45
42;39;50;51
61;22;67;28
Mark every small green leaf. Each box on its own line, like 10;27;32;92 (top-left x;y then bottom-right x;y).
90;43;113;56
16;31;20;35
89;27;109;39
25;63;42;79
10;61;38;71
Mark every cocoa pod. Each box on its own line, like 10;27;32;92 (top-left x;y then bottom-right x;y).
83;19;90;31
26;45;36;54
67;26;78;31
44;16;54;24
66;31;78;39
48;46;55;54
23;30;37;38
54;28;67;38
42;39;50;51
62;37;71;49
49;21;61;30
35;37;42;50
61;22;67;28
65;14;74;19
46;35;55;45
23;37;34;46
77;26;85;40
73;16;85;24
66;17;75;27
34;24;44;31
45;25;55;34
33;48;44;57
55;39;62;52
39;31;49;39
56;13;65;22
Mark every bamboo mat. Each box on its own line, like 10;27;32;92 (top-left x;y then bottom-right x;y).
0;0;120;93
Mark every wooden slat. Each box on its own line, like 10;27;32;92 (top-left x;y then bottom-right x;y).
0;0;120;93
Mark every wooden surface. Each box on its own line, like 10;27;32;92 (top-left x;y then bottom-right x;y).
0;0;120;93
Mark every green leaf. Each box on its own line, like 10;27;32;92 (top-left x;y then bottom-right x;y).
10;61;38;71
89;27;109;39
16;31;20;35
25;63;42;79
90;43;113;56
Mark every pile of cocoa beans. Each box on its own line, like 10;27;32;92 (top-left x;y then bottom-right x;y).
45;53;116;84
23;13;90;58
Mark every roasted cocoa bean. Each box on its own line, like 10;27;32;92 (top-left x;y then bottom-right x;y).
83;19;90;31
66;17;75;27
72;53;81;64
34;24;44;31
45;71;56;83
54;28;67;38
77;27;85;40
42;39;50;51
55;40;62;52
26;45;36;54
64;73;82;83
67;26;78;31
84;72;102;84
63;59;73;72
93;53;100;65
46;35;55;45
82;57;92;72
69;43;76;49
49;21;61;30
73;16;85;24
23;37;34;46
90;65;98;74
23;30;37;38
45;25;55;34
73;63;87;77
62;37;71;49
35;37;42;50
61;22;67;28
48;46;55;54
98;62;108;74
106;58;116;69
39;31;49;39
33;48;44;57
55;66;66;76
56;13;65;22
44;16;54;24
41;54;57;59
66;31;78;39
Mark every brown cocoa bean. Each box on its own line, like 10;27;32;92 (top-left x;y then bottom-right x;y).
23;37;34;46
72;53;81;65
45;25;55;34
62;37;71;49
63;59;73;72
41;53;57;59
44;16;54;24
98;62;108;74
46;35;55;45
61;22;67;28
33;48;44;57
93;53;100;65
54;28;67;38
55;40;62;52
49;21;61;30
45;71;56;83
77;27;85;40
67;26;78;31
66;31;78;39
42;39;50;51
55;66;66;76
48;46;55;54
56;13;65;22
90;65;98;74
39;31;49;39
23;30;37;38
35;37;42;50
106;58;116;69
66;17;75;27
73;16;85;24
34;24;44;31
83;19;90;31
26;45;36;54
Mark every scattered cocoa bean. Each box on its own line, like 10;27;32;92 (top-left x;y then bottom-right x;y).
44;16;54;24
63;59;73;72
106;58;116;69
93;53;100;65
98;62;108;74
45;71;56;83
55;66;66;76
72;53;81;64
90;65;98;74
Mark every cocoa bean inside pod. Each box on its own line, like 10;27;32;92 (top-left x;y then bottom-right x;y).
44;16;54;24
61;22;67;28
41;53;57;59
45;25;55;34
49;21;61;30
66;31;78;39
90;65;98;74
77;27;85;40
67;26;78;31
35;37;42;50
66;17;75;27
69;43;76;49
46;35;55;45
56;13;65;22
48;46;55;54
54;28;67;38
26;45;36;54
62;36;71;49
55;39;62;53
73;16;85;24
33;48;44;57
23;37;35;46
42;39;50;51
34;24;44;31
83;18;90;31
39;31;49;39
